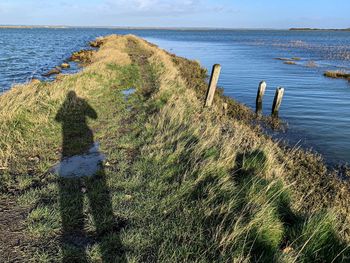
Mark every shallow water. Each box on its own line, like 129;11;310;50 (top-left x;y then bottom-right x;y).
1;28;350;163
122;87;136;98
53;142;105;178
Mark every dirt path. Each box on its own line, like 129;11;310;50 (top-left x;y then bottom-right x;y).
0;196;29;262
127;39;159;99
0;38;160;263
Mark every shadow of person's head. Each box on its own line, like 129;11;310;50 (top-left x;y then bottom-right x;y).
67;90;77;101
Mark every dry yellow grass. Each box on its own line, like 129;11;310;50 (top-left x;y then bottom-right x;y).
130;35;350;242
324;70;350;79
1;34;350;262
0;35;133;170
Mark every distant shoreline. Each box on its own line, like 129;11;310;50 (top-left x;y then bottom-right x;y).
1;25;350;31
0;25;69;29
289;27;350;31
0;25;310;31
0;25;278;30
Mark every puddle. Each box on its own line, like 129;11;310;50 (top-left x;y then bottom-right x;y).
122;88;136;100
52;142;105;178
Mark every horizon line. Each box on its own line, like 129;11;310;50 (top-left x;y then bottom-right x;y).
1;25;349;31
0;24;294;30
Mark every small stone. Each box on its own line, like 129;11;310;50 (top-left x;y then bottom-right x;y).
69;50;95;63
61;63;70;69
124;194;132;200
282;246;293;254
222;103;228;116
28;156;40;163
43;67;61;77
89;38;104;48
30;79;41;85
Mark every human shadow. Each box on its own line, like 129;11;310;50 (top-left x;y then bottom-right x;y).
55;91;126;263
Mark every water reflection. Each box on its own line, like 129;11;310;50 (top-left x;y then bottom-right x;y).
53;142;105;178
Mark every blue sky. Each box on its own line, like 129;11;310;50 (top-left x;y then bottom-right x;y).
0;0;349;28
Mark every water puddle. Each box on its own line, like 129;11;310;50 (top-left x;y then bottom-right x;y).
52;142;105;178
122;88;136;100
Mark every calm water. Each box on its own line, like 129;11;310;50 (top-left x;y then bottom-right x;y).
1;28;350;163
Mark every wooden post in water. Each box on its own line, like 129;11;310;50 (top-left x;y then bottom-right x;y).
256;81;267;115
205;64;221;107
272;87;285;117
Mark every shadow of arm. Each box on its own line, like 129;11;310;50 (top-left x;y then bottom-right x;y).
85;102;98;119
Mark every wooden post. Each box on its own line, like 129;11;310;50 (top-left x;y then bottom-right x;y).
205;64;221;107
222;102;228;115
272;87;285;117
256;81;267;115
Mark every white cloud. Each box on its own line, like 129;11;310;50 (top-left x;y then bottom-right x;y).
135;0;158;10
0;0;235;26
102;0;225;16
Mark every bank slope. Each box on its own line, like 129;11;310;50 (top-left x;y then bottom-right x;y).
0;35;349;262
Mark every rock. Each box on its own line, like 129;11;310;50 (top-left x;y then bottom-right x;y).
69;50;95;63
28;156;40;163
30;79;41;85
282;246;293;254
124;195;132;201
55;74;66;81
42;67;61;77
61;63;70;69
89;37;105;48
283;61;297;65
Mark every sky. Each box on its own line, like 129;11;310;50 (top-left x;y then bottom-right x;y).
0;0;349;29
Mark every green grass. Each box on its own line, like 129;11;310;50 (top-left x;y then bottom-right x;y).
1;35;350;262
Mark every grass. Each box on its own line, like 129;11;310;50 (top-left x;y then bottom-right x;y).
1;34;350;262
324;70;350;80
284;61;297;65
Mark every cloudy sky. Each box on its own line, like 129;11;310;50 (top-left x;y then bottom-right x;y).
0;0;349;28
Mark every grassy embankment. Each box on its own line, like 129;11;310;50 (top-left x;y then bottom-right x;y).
1;35;350;262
